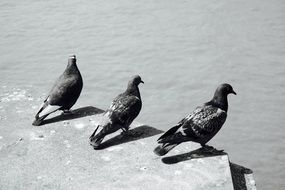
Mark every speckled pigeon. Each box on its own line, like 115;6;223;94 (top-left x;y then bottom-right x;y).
89;75;143;149
154;83;236;156
32;55;83;126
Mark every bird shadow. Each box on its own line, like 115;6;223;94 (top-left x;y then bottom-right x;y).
41;106;104;125
161;147;227;164
230;162;253;190
96;125;164;150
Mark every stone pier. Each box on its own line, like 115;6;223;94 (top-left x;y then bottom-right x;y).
0;87;256;190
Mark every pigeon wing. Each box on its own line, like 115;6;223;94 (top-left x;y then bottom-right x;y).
34;74;82;118
182;105;227;143
48;73;82;107
107;94;142;127
157;117;188;142
158;106;227;144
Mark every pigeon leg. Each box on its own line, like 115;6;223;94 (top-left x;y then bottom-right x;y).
121;126;136;137
89;126;99;139
62;110;72;115
121;127;128;132
201;144;224;154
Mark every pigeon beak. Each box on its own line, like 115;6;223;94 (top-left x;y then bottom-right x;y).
141;80;144;84
231;90;237;95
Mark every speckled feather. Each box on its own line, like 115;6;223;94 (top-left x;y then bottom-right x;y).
96;93;142;137
154;83;235;156
90;75;143;145
158;105;227;145
108;94;141;127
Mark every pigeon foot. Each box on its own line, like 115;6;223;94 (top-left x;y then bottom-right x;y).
201;145;224;154
121;129;136;137
62;110;72;115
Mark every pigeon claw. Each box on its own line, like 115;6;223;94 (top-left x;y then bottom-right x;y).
89;137;103;150
62;110;72;115
201;145;224;154
90;141;101;149
32;117;44;126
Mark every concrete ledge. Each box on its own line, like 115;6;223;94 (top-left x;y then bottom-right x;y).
0;87;256;190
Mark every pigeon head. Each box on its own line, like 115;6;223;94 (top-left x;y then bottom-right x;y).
65;55;80;75
68;55;77;66
125;75;144;98
129;75;144;86
208;83;236;112
215;83;236;96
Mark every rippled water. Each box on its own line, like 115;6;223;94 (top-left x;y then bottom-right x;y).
1;0;285;189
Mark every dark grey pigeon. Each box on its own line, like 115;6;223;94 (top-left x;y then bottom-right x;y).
154;83;236;156
89;75;144;149
32;55;83;126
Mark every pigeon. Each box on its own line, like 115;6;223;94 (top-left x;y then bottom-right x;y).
154;83;236;156
89;75;144;149
32;55;83;126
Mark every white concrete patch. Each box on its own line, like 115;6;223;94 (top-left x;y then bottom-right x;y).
101;155;111;161
0;136;3;139
30;132;45;141
63;121;70;126
66;160;71;165
74;123;85;130
174;170;182;175
140;166;147;171
185;163;193;168
50;130;56;134
64;140;71;148
0;90;32;102
107;146;123;152
89;119;98;126
174;149;181;153
16;109;24;113
197;158;204;163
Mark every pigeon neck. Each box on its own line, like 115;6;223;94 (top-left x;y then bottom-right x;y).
65;63;80;75
208;92;228;112
125;83;141;99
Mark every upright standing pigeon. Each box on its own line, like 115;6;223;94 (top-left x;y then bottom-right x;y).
154;83;236;156
32;55;83;126
89;75;144;149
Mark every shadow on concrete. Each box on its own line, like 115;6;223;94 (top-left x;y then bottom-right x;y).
96;125;164;150
41;106;104;125
161;147;227;164
230;162;253;190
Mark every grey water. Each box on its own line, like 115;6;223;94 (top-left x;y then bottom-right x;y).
0;0;284;189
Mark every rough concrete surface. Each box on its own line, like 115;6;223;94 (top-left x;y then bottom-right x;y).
0;86;255;190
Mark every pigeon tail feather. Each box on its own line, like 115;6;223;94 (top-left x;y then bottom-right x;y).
32;116;46;126
154;143;179;156
157;125;181;142
38;104;61;118
89;123;111;149
32;104;61;126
